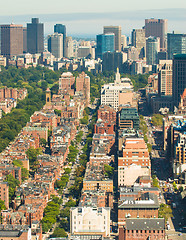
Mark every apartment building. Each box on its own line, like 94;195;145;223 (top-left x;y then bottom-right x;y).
118;138;150;186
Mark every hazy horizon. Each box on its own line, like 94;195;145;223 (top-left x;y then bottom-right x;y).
0;8;186;37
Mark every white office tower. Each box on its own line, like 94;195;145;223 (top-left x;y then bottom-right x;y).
48;33;63;59
66;36;74;58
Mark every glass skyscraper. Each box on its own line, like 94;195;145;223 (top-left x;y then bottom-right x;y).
167;33;186;59
173;54;186;107
96;33;115;59
146;36;160;65
54;24;66;57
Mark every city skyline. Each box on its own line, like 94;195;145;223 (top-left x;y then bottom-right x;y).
0;8;185;36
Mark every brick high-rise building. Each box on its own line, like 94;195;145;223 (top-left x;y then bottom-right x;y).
0;182;9;209
172;54;186;107
103;26;121;51
131;29;146;59
59;72;75;95
97;105;116;123
1;24;23;58
27;18;44;54
23;27;27;53
76;72;90;106
145;19;167;50
158;60;172;96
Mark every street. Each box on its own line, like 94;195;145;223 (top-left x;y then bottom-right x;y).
143;116;186;240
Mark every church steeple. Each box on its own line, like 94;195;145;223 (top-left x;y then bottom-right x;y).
115;68;121;84
46;88;51;106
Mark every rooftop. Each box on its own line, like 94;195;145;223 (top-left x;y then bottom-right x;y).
125;218;165;230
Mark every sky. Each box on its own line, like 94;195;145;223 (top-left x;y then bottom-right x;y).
0;0;186;36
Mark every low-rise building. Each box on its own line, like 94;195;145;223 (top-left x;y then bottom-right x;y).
118;108;139;130
119;218;165;240
70;206;110;237
118;192;159;227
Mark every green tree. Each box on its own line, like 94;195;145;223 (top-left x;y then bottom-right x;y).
104;164;114;178
152;114;163;127
26;147;42;171
51;227;67;238
4;174;20;203
39;138;47;148
158;203;173;221
41;199;60;233
64;168;71;174
13;160;29;182
0;200;6;211
54;109;61;116
152;175;160;188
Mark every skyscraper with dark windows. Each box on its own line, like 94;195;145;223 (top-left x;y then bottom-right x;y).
54;24;66;57
172;54;186;107
27;18;44;54
167;33;186;59
96;33;115;59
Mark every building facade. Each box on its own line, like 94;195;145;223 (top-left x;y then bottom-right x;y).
76;72;90;106
118;138;150;186
172;54;186;107
146;36;160;65
54;24;66;57
27;18;44;54
119;218;165;240
96;33;115;59
103;26;121;51
158;60;172;96
48;33;63;59
145;18;167;50
131;29;146;59
167;33;186;59
102;51;124;72
58;72;75;94
118;108;139;130
70;207;110;237
101;70;134;111
1;24;23;58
